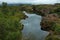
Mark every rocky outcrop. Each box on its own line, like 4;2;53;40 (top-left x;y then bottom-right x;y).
40;13;60;40
40;14;59;31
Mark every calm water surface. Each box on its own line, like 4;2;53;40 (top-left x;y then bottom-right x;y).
20;11;49;40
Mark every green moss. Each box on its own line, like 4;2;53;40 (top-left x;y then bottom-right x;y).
54;23;60;34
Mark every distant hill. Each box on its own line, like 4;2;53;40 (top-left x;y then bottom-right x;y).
0;2;60;6
0;3;32;6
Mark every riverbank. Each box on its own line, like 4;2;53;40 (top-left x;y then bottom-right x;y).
40;13;60;40
0;5;28;40
22;4;60;40
26;11;60;40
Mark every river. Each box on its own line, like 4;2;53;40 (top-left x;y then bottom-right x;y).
20;11;49;40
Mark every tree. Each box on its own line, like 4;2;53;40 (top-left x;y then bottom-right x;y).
2;2;7;8
1;2;8;14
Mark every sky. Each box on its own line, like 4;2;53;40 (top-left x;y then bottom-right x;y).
0;0;60;4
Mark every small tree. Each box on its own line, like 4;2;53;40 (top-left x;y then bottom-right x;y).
1;2;8;14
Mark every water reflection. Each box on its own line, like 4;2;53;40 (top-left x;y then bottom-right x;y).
21;11;49;40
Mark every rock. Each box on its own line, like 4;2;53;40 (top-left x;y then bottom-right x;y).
40;14;59;31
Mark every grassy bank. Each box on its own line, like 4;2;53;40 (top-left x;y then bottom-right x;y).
0;2;27;40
